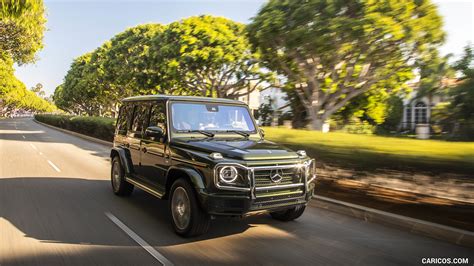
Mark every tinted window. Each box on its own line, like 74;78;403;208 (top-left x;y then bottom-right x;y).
116;104;131;135
131;104;149;133
148;102;167;132
171;102;256;132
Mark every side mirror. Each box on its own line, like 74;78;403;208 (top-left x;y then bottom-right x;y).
145;126;164;141
259;128;265;138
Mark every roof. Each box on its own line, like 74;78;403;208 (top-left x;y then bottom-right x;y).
122;95;245;104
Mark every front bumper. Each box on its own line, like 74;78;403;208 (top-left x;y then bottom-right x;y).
198;184;315;216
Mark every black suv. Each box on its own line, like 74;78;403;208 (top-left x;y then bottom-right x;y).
110;95;316;236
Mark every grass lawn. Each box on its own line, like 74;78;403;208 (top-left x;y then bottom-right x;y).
263;127;474;175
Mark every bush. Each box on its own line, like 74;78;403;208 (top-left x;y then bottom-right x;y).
341;120;375;134
35;114;116;141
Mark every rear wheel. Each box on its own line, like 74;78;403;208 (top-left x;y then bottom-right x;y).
111;156;134;196
270;205;306;221
169;178;210;237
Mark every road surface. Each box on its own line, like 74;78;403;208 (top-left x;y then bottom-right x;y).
0;118;472;265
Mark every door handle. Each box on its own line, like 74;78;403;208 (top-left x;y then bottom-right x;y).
142;147;147;153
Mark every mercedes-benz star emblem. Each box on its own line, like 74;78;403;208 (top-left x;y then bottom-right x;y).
270;169;284;183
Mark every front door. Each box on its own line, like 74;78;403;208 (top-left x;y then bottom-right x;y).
127;103;149;179
140;101;168;193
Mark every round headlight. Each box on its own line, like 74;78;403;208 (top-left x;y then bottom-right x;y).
219;166;238;183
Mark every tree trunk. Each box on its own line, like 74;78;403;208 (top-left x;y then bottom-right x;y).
306;107;325;131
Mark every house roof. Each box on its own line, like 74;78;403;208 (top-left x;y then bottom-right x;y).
122;95;245;104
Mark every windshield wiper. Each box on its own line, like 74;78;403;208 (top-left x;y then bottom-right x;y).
224;130;250;138
177;130;215;137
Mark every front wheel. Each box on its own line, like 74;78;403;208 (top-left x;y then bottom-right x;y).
169;178;210;237
111;156;134;196
270;205;306;221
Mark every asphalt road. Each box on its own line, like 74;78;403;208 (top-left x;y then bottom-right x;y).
0;118;472;266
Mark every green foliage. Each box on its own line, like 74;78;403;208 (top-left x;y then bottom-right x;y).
1;56;55;115
55;16;272;116
0;0;46;64
35;114;115;141
379;96;404;132
336;90;390;125
447;45;474;140
0;0;51;115
451;46;474;121
154;15;272;98
256;102;273;126
416;50;453;100
341;120;375;134
248;0;444;130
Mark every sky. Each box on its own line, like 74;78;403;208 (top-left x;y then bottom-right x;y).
13;0;474;97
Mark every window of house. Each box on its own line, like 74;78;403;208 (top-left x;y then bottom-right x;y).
414;102;427;124
406;107;412;123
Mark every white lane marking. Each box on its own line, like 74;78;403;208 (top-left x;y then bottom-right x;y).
29;143;38;151
105;212;173;266
47;160;61;172
22;135;26;139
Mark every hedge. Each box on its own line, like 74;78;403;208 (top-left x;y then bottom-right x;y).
35;114;116;142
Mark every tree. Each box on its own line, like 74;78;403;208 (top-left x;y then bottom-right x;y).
248;0;445;130
30;83;46;97
414;50;453;106
1;55;55;115
0;0;46;64
430;45;474;140
450;45;474;122
103;24;165;105
154;15;273;98
59;53;102;115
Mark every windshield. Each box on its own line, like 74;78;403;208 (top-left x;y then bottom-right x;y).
171;102;256;133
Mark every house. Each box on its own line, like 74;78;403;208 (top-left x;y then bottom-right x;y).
400;78;457;131
235;86;289;118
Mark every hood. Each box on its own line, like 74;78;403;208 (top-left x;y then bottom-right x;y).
171;138;299;160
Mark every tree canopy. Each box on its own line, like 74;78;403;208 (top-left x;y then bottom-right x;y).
55;15;272;116
1;55;55;115
1;0;46;65
0;0;54;116
154;15;272;98
248;0;445;130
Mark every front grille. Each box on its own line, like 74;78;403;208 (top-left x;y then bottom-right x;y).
251;164;306;208
253;167;303;187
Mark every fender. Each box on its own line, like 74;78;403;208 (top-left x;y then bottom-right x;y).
110;147;133;174
166;165;205;190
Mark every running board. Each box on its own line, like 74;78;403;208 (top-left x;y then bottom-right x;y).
125;177;164;199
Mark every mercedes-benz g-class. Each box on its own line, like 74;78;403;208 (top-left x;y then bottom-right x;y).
110;95;316;237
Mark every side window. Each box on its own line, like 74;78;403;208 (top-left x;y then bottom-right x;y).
148;101;167;132
116;104;130;135
131;104;149;133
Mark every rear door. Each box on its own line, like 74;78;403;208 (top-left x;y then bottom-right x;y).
127;102;150;178
140;101;168;192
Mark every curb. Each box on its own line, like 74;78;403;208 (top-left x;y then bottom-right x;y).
312;195;474;248
33;119;113;147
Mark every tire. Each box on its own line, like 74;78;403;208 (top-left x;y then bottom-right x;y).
169;178;210;237
270;205;306;221
111;156;134;196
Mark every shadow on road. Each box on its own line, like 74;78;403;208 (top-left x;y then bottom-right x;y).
0;118;110;160
1;177;473;265
0;177;258;247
